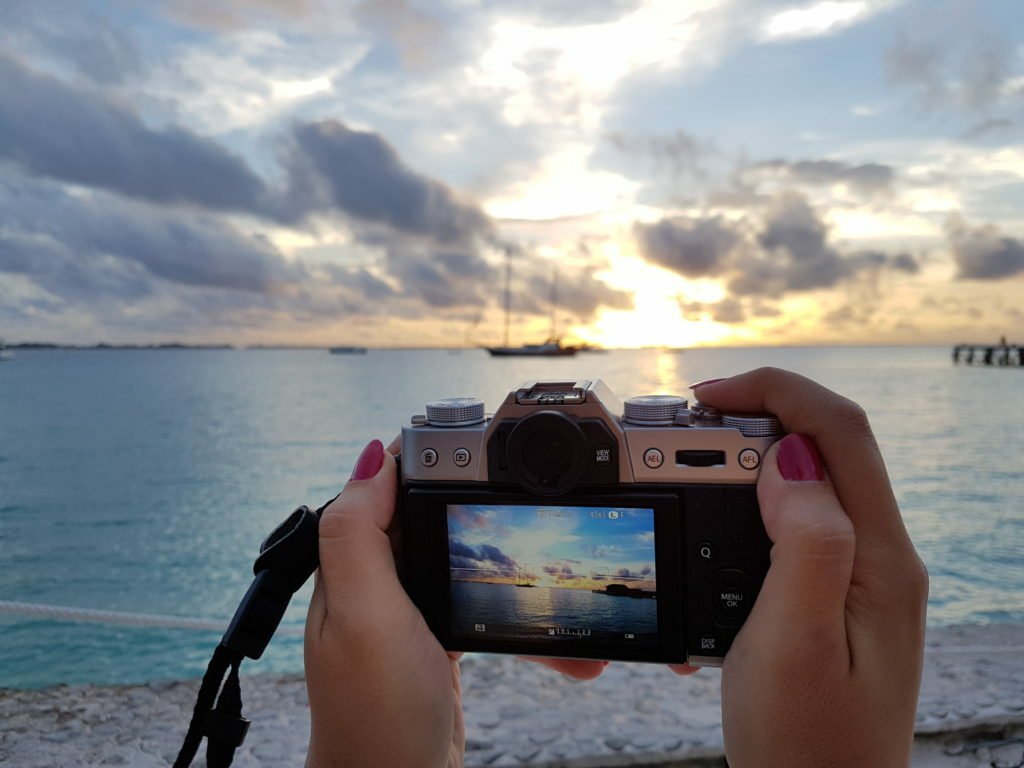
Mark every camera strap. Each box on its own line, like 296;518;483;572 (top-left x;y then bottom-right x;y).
173;498;333;768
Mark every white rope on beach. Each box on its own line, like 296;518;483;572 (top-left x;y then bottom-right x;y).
0;600;306;637
0;600;1020;653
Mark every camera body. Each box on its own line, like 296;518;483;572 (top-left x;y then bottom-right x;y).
399;380;782;666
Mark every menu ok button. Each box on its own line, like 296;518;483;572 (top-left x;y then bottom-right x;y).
702;568;755;628
717;585;747;615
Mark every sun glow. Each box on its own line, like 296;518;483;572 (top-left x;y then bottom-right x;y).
576;251;742;348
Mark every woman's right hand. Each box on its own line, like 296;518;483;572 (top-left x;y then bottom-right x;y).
692;368;929;768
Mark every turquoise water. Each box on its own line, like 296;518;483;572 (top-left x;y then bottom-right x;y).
1;347;1022;688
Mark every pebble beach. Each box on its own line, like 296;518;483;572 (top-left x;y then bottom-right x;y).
2;623;1021;767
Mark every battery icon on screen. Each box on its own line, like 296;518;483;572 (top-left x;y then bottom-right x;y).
608;511;619;519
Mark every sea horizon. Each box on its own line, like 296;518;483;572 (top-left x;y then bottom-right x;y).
1;345;1022;689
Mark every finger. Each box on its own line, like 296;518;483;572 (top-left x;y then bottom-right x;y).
668;663;700;676
519;657;608;680
747;435;854;658
318;441;412;617
385;434;402;456
692;368;911;563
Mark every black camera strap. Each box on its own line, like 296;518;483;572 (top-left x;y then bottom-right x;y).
173;498;333;768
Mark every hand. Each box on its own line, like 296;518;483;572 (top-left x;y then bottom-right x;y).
693;369;928;768
304;439;606;768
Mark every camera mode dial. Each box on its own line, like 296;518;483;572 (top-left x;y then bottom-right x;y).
425;397;486;427
623;395;688;426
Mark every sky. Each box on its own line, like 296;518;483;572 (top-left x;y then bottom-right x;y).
1;0;1023;348
448;504;657;591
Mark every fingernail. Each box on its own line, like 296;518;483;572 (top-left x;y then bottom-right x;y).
351;439;385;481
777;434;825;482
688;377;726;390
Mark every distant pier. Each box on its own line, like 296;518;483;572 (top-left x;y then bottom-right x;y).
952;342;1024;367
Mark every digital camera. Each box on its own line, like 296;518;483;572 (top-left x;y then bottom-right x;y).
398;380;783;666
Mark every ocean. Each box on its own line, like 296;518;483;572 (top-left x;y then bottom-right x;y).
1;346;1022;689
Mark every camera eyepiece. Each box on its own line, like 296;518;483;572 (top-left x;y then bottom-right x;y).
506;410;587;495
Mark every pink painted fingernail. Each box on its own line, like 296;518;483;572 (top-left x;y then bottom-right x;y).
777;434;825;482
688;377;727;390
351;439;385;481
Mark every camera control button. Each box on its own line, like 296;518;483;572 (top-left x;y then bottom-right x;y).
452;447;471;467
698;634;719;652
716;584;748;616
643;448;664;469
738;448;760;470
697;541;715;560
420;448;438;468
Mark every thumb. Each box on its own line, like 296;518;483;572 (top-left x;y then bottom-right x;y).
751;434;855;633
316;439;409;617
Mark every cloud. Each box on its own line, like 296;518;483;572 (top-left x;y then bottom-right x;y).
637;192;920;299
884;9;1017;113
758;1;879;42
748;159;894;197
634;216;740;278
0;54;269;213
4;1;144;84
280;120;492;244
946;215;1024;280
0;173;301;295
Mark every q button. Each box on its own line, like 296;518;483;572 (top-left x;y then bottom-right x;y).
696;541;715;561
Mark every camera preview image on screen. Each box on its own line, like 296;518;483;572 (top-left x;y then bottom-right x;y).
446;504;658;647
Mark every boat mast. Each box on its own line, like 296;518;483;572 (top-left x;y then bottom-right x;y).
503;249;512;348
550;266;558;341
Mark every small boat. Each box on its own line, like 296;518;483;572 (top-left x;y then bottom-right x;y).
487;339;577;357
328;346;368;355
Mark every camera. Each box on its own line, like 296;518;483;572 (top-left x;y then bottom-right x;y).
398;380;783;666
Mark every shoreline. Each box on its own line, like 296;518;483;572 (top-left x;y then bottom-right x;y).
1;623;1022;767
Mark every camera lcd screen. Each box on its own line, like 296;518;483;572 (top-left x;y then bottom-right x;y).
446;504;658;648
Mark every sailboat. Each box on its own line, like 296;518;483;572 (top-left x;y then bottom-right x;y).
514;565;536;588
485;257;577;357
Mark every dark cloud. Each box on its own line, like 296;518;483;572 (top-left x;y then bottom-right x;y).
946;215;1024;280
0;174;301;295
448;540;478;560
637;192;920;300
281;120;492;244
543;565;559;575
962;118;1018;141
634;216;740;278
712;298;745;324
0;54;269;212
478;544;516;569
749;159;894;197
884;11;1017;113
603;129;713;180
890;253;921;274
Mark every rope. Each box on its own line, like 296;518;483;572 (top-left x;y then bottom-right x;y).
0;600;1021;654
0;600;305;636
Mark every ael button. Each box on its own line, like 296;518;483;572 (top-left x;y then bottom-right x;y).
643;448;664;469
